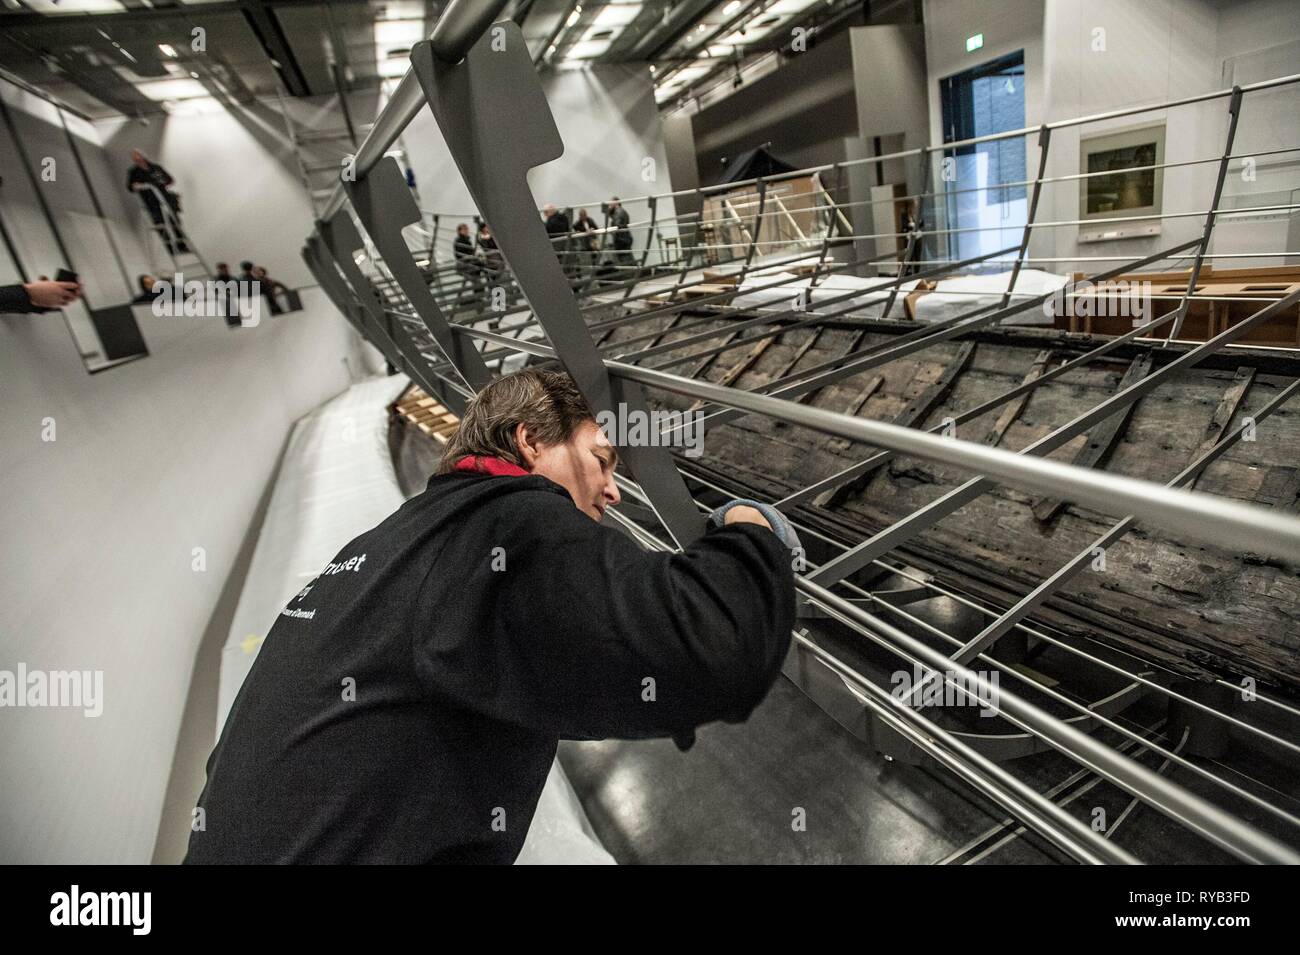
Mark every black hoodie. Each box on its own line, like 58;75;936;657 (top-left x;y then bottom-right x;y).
185;469;794;864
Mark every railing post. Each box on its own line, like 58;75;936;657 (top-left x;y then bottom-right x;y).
345;156;493;391
622;194;658;300
1167;86;1244;342
735;176;768;287
999;124;1051;309
808;163;842;297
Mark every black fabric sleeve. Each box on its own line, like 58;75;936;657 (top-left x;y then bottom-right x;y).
0;284;37;314
413;487;795;741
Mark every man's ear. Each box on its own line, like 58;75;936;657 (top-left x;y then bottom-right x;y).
515;422;540;469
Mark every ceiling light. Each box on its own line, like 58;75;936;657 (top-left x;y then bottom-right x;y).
157;43;177;58
769;0;822;12
374;20;424;46
723;0;741;12
565;5;582;28
564;39;611;59
135;77;209;101
24;0;124;12
592;4;640;28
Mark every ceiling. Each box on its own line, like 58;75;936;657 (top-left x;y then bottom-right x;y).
0;0;869;120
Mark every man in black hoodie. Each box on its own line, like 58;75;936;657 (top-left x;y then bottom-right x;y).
186;369;795;863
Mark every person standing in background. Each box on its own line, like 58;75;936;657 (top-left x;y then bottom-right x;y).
607;197;633;270
543;204;571;275
452;223;480;301
572;208;599;276
477;223;504;281
127;150;189;254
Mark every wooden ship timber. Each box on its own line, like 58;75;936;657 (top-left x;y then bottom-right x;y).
388;289;1300;711
390;261;1294;717
577;276;1300;702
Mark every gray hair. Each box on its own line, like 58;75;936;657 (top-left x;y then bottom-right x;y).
437;368;595;473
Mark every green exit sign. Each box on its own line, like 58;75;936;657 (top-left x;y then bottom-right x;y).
966;33;984;52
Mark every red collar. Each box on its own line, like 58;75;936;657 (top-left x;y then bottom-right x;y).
452;454;530;477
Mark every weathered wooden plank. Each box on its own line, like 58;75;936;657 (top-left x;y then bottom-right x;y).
982;350;1053;447
1030;351;1154;523
770;326;827;383
575;301;1300;691
685;332;781;413
1254;466;1300;509
1186;366;1255;490
844;375;885;418
639;311;688;351
816;342;978;508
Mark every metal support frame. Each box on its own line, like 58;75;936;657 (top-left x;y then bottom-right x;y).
345;156;493;395
1167;87;1243;342
410;21;704;546
303;1;1300;863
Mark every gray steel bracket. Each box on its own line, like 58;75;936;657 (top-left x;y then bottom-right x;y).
317;215;458;409
303;235;404;370
411;23;703;546
345;156;493;391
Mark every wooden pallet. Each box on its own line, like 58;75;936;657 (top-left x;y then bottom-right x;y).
647;283;739;305
1057;265;1300;347
391;386;460;444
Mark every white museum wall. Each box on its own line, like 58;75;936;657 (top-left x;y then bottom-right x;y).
0;84;375;863
920;0;1300;273
0;287;371;864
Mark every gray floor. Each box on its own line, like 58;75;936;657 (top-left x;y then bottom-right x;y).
559;674;1027;864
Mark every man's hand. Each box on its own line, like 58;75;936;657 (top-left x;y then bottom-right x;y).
24;281;82;308
722;504;772;532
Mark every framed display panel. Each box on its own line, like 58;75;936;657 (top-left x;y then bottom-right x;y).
1078;122;1165;242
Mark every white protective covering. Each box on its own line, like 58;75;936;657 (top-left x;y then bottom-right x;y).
649;256;1068;328
216;374;613;864
729;270;922;316
912;268;1068;326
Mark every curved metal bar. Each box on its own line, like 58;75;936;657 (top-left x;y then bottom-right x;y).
319;0;510;221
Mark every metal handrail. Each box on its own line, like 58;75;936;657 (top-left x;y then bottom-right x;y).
318;0;510;222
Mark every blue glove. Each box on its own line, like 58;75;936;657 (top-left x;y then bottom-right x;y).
709;498;802;553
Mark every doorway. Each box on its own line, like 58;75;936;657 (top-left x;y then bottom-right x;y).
937;51;1027;266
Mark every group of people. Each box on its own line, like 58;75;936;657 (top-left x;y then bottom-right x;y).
132;260;287;326
452;221;505;286
543;198;635;273
450;197;636;298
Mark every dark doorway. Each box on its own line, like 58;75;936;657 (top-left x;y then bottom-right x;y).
936;51;1027;265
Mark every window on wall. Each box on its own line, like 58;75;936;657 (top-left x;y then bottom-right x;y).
936;50;1027;266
